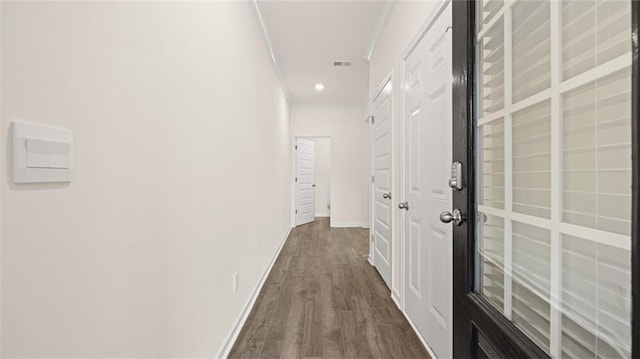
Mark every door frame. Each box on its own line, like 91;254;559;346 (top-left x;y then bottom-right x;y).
369;73;394;285
291;136;334;227
451;1;640;357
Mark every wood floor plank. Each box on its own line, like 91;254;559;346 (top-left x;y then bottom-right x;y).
229;218;430;359
279;288;307;359
320;271;344;358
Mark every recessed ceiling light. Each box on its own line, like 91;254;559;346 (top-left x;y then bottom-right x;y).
315;83;325;91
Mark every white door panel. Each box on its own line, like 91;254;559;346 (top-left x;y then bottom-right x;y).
296;138;315;226
404;3;453;358
373;79;393;289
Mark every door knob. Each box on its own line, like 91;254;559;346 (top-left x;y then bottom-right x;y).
383;192;391;199
398;202;409;210
440;209;465;226
312;184;316;187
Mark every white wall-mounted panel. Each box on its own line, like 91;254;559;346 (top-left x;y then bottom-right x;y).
12;121;73;183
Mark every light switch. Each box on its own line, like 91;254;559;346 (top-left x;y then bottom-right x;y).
12;121;74;183
26;138;71;169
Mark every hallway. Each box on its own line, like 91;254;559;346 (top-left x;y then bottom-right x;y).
229;218;429;359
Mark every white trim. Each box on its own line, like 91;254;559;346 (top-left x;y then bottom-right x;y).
399;59;407;311
511;88;551;114
367;256;374;266
373;73;392;103
249;1;291;105
401;0;451;61
399;307;439;359
502;4;514;320
330;222;365;228
315;213;330;218
369;101;376;266
558;53;631;95
215;225;293;359
560;223;631;250
290;142;297;227
364;1;395;61
391;290;402;310
389;70;397;297
511;212;552;230
549;2;562;356
361;224;370;229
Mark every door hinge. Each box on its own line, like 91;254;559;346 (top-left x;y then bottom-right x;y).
371;175;375;183
295;209;298;214
371;116;375;124
295;177;298;182
295;145;298;150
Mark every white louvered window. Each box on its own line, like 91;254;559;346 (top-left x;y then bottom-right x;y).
475;0;632;357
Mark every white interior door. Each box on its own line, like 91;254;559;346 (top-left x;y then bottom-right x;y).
373;79;393;289
403;3;452;358
296;138;315;226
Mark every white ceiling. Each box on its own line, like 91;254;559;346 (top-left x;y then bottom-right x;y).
258;1;393;106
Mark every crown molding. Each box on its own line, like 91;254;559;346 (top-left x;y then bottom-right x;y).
250;0;292;104
364;1;395;61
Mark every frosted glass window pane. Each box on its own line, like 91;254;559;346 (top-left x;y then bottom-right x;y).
512;222;551;354
562;0;631;80
476;213;504;313
478;18;504;118
512;101;551;218
562;68;631;235
474;1;631;357
562;235;631;358
478;120;505;209
512;1;551;102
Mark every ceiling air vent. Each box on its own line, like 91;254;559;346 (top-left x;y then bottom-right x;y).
333;61;352;67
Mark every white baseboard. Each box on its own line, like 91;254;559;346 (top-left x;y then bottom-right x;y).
361;224;370;229
215;225;293;359
391;290;402;310
399;306;439;359
367;256;374;266
330;222;364;228
315;213;330;218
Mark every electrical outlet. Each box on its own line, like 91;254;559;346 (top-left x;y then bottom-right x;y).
233;273;239;294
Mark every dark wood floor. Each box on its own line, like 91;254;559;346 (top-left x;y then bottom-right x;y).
229;218;430;359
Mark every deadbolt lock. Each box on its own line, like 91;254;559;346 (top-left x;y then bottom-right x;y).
448;161;463;191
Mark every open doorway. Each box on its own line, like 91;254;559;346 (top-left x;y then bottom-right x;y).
293;136;332;226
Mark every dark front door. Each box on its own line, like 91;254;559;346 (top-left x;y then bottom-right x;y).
451;1;639;357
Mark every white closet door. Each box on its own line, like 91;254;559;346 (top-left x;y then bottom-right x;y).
372;79;393;289
403;3;453;357
296;138;315;226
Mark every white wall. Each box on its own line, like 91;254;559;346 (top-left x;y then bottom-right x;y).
291;106;365;227
310;138;331;217
1;2;291;357
369;1;439;299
